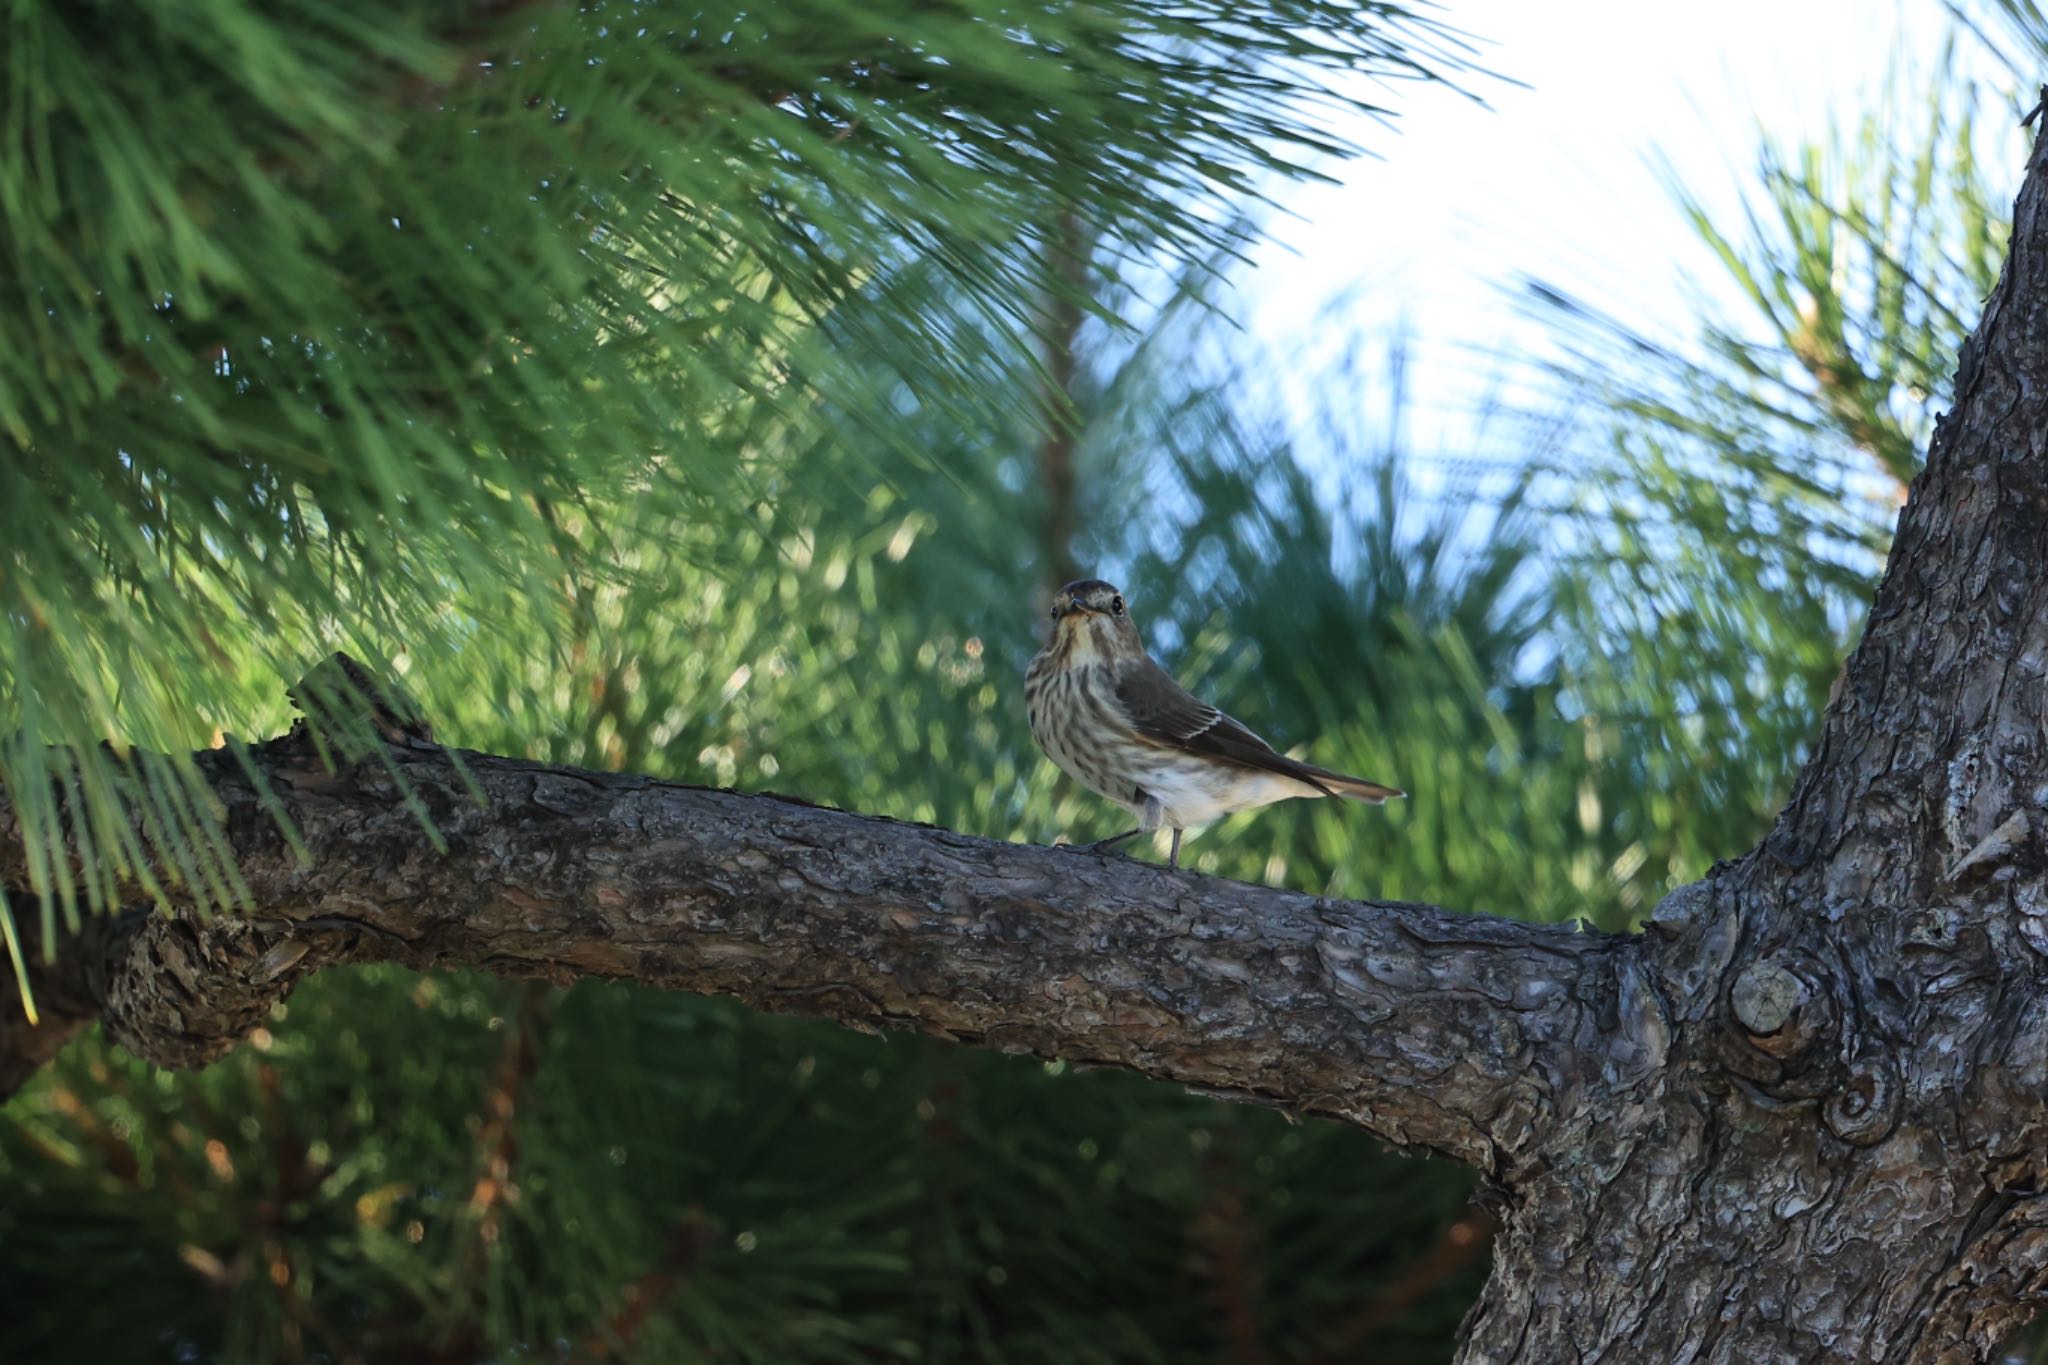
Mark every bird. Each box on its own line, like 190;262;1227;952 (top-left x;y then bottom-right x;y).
1024;578;1402;870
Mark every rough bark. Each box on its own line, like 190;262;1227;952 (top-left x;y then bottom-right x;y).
9;86;2048;1365
0;729;1640;1179
1451;110;2048;1361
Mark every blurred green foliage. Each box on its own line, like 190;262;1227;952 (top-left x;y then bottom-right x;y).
1528;35;2021;912
0;0;1459;950
3;1;2037;1362
4;974;1480;1364
3;1;1501;1360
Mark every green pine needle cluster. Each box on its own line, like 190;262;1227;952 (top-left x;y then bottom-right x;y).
1;0;1462;980
1528;36;2021;900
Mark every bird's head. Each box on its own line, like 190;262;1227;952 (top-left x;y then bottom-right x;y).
1047;578;1145;660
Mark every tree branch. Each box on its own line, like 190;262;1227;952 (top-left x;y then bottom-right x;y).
0;725;1648;1176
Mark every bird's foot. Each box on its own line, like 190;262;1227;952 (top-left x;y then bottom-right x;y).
1077;828;1142;857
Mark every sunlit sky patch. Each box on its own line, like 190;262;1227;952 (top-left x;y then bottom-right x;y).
1237;0;2023;458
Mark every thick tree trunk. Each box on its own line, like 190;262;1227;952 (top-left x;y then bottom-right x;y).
1454;109;2048;1360
10;92;2048;1365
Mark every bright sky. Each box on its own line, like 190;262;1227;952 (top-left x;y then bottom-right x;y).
1238;0;2021;441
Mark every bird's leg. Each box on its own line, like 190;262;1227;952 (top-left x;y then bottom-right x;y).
1081;828;1142;855
1136;793;1177;866
1081;793;1166;860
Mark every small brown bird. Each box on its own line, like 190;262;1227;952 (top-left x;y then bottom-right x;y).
1024;578;1402;869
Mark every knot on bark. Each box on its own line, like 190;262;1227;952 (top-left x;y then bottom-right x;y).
1728;953;1832;1062
1720;949;1903;1145
1824;1055;1902;1147
101;914;305;1071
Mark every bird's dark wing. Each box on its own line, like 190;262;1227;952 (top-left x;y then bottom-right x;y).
1109;656;1341;797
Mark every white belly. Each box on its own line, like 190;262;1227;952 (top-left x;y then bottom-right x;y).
1136;760;1320;830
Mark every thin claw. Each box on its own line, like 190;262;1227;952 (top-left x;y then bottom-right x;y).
1082;828;1142;856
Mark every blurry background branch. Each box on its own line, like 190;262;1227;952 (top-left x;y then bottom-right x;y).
1035;207;1093;597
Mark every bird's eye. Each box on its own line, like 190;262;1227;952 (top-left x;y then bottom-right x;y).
1049;606;1059;620
1112;595;1125;616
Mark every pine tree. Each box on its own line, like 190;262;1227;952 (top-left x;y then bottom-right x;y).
13;2;2047;1360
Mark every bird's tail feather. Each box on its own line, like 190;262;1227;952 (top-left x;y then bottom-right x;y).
1301;764;1403;804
